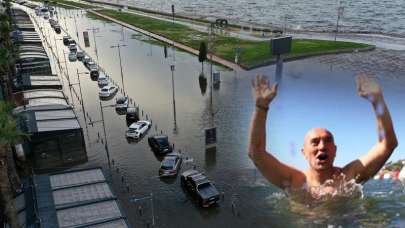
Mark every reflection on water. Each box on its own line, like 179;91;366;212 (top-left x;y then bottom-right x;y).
36;7;405;228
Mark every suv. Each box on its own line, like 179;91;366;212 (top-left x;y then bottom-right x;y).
126;107;139;123
180;170;220;207
148;135;173;155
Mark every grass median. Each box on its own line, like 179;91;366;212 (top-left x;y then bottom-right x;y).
95;9;372;69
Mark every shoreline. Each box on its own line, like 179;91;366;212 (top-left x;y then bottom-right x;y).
49;0;374;70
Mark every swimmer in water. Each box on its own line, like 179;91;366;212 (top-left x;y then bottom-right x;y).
248;74;398;199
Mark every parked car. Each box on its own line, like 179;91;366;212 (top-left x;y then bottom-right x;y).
180;170;220;208
49;18;57;28
86;61;97;70
83;56;91;66
159;153;182;177
115;96;129;110
125;120;151;139
68;52;77;62
98;73;109;87
148;134;173;155
99;85;118;98
126;107;139;123
68;38;76;45
69;43;77;53
54;25;61;34
76;51;85;61
63;36;71;45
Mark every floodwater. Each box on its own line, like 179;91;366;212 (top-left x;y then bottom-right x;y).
102;0;405;36
29;6;405;228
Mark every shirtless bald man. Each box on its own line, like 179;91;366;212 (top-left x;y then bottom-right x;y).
248;75;398;197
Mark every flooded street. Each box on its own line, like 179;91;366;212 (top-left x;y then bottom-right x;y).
30;7;405;227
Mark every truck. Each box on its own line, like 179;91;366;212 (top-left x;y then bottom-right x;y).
180;170;220;208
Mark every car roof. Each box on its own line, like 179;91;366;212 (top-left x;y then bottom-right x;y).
117;97;127;102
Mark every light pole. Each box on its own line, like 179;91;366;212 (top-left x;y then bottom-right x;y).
110;44;127;95
87;27;100;61
62;50;75;107
130;193;155;226
335;1;344;41
170;64;177;133
89;101;115;168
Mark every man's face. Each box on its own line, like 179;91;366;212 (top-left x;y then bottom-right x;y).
302;128;337;171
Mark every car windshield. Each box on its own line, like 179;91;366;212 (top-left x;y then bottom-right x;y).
117;98;126;104
161;158;176;169
101;88;108;92
197;182;211;189
156;137;169;147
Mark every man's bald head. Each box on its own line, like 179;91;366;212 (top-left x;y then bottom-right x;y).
304;128;335;145
302;128;337;171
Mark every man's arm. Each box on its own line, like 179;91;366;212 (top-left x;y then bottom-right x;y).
344;75;398;183
248;75;305;189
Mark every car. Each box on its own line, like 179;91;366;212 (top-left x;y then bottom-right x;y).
99;85;118;98
125;120;151;139
63;36;71;45
86;61;97;69
115;96;129;110
159;153;182;177
68;38;76;45
54;25;61;34
180;170;220;207
49;18;57;28
69;43;77;53
76;51;85;61
43;13;49;20
83;56;91;66
68;52;77;62
126;107;139;123
148;134;173;155
97;73;109;87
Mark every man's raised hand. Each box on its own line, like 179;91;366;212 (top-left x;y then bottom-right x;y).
356;74;383;104
252;75;278;109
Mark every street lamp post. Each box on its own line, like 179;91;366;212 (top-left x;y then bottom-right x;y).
170;64;177;133
130;193;155;226
335;1;344;41
89;102;115;167
110;44;127;95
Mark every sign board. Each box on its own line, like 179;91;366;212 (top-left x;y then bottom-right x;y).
83;31;90;47
205;127;217;149
270;36;292;55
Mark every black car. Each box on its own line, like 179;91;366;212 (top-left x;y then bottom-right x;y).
63;35;70;45
180;170;220;208
126;107;139;123
54;25;61;34
148;134;173;155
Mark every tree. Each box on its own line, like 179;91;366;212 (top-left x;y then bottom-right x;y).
198;42;207;73
0;102;24;228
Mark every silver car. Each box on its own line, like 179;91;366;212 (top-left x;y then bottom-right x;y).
159;153;182;177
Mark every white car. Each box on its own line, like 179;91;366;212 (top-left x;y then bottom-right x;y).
98;74;109;87
99;85;118;98
125;120;151;139
68;52;77;62
115;96;129;110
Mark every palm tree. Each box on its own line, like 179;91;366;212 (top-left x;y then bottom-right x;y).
0;102;24;228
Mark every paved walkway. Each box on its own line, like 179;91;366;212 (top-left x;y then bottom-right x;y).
88;10;245;71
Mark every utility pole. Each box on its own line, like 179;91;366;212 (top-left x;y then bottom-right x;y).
208;23;216;117
111;44;127;95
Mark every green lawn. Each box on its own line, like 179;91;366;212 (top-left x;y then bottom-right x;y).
97;9;371;68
